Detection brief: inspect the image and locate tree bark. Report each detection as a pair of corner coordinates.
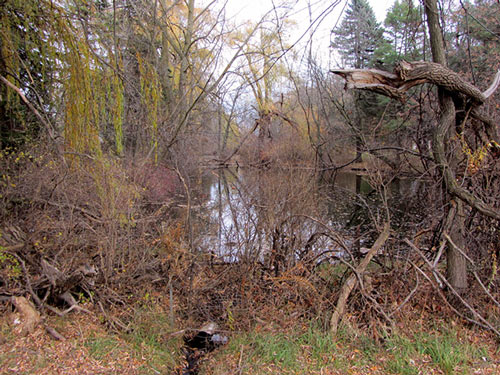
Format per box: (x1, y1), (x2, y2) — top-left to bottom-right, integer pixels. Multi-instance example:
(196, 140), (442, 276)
(330, 0), (495, 294)
(330, 61), (494, 105)
(425, 0), (468, 294)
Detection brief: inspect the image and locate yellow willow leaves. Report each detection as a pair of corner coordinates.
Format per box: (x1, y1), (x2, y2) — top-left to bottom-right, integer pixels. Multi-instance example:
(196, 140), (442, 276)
(64, 39), (102, 158)
(88, 156), (141, 223)
(0, 19), (19, 113)
(109, 66), (124, 156)
(64, 48), (124, 159)
(137, 54), (162, 164)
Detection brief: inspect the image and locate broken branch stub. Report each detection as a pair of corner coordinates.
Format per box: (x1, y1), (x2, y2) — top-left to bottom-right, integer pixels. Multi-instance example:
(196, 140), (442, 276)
(331, 60), (499, 104)
(11, 296), (42, 336)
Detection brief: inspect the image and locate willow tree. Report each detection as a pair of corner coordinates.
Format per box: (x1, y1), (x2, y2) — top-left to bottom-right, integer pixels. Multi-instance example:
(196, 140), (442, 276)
(0, 0), (127, 157)
(0, 0), (61, 147)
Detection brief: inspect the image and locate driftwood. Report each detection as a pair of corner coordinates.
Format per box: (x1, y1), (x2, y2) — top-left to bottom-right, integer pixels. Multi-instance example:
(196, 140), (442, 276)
(330, 223), (390, 336)
(331, 60), (500, 104)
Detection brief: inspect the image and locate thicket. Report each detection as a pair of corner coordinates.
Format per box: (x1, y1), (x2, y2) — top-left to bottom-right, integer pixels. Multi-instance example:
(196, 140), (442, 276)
(0, 0), (499, 360)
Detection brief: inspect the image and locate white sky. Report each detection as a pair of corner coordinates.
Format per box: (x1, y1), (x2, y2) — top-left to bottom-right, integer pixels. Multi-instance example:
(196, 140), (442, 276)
(224, 0), (392, 25)
(220, 0), (393, 67)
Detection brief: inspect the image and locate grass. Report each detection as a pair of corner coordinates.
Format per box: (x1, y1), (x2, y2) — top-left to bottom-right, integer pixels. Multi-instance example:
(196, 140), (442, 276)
(385, 327), (490, 375)
(0, 301), (496, 375)
(0, 303), (184, 375)
(203, 321), (494, 375)
(84, 335), (123, 360)
(124, 307), (183, 374)
(204, 323), (359, 374)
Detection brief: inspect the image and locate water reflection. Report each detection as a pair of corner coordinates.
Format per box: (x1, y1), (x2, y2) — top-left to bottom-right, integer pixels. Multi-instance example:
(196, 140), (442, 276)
(193, 168), (424, 270)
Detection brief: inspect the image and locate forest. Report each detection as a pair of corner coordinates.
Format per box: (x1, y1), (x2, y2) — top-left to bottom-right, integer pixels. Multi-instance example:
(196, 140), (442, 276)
(0, 0), (499, 374)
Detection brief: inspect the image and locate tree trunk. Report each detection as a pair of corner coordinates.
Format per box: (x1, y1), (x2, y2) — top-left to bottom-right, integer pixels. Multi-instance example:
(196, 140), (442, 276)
(446, 200), (468, 294)
(424, 0), (468, 293)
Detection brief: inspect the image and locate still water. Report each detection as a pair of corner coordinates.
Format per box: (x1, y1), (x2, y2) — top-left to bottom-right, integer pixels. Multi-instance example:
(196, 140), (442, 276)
(188, 168), (426, 267)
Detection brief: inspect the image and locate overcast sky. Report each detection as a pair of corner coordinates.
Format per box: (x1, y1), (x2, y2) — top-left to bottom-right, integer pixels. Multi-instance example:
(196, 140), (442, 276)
(220, 0), (394, 67)
(224, 0), (392, 24)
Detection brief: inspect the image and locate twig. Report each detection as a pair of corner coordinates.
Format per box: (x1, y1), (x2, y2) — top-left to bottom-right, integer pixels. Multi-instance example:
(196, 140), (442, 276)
(10, 253), (42, 308)
(237, 345), (244, 375)
(443, 233), (500, 311)
(330, 223), (390, 336)
(432, 241), (446, 288)
(44, 325), (66, 341)
(0, 243), (24, 251)
(404, 239), (500, 337)
(389, 266), (419, 317)
(406, 258), (491, 331)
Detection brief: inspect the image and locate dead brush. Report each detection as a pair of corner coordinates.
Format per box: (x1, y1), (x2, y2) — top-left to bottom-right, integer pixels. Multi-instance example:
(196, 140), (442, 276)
(0, 144), (179, 323)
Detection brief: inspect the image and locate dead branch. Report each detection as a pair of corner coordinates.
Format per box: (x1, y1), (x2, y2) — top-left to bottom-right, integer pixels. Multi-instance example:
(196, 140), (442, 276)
(331, 61), (499, 104)
(0, 243), (24, 251)
(388, 265), (419, 318)
(11, 253), (42, 308)
(443, 233), (500, 311)
(59, 291), (92, 314)
(0, 75), (57, 141)
(404, 239), (500, 338)
(44, 325), (66, 340)
(483, 69), (500, 99)
(330, 223), (390, 336)
(406, 258), (492, 331)
(332, 61), (500, 220)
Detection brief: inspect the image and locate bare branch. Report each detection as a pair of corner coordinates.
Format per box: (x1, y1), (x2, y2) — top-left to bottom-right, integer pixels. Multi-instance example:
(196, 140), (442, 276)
(482, 70), (500, 99)
(0, 75), (57, 141)
(405, 239), (500, 338)
(330, 223), (390, 336)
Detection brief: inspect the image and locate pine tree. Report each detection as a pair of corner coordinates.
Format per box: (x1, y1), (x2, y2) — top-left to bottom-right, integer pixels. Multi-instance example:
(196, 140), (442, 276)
(331, 0), (385, 69)
(383, 0), (426, 66)
(331, 0), (390, 177)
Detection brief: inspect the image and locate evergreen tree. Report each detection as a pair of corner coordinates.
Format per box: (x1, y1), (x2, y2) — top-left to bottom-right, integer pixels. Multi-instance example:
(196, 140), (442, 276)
(331, 0), (385, 68)
(331, 0), (391, 175)
(382, 0), (426, 66)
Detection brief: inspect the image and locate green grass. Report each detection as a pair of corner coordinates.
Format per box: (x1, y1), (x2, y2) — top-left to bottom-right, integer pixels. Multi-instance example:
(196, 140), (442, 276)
(84, 335), (123, 360)
(204, 322), (492, 375)
(83, 307), (183, 374)
(125, 307), (183, 374)
(385, 334), (422, 375)
(385, 327), (490, 375)
(209, 323), (352, 374)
